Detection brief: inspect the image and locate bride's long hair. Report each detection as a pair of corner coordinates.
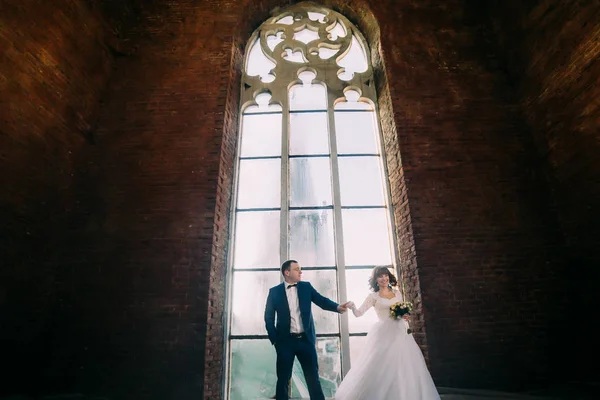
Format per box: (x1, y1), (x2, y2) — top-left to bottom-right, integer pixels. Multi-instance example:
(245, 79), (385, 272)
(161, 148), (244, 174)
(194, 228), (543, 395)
(368, 266), (398, 292)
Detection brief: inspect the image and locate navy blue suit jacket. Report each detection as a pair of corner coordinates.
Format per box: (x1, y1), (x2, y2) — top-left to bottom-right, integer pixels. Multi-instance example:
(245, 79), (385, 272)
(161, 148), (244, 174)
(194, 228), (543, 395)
(264, 281), (339, 345)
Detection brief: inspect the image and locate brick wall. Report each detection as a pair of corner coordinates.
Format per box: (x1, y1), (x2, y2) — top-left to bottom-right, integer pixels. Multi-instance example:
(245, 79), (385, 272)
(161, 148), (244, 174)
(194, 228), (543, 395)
(488, 0), (600, 382)
(363, 0), (566, 390)
(0, 0), (116, 394)
(65, 2), (243, 398)
(1, 0), (589, 398)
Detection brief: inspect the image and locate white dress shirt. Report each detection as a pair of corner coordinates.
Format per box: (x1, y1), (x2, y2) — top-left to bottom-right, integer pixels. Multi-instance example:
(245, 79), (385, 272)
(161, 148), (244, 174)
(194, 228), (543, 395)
(285, 283), (304, 334)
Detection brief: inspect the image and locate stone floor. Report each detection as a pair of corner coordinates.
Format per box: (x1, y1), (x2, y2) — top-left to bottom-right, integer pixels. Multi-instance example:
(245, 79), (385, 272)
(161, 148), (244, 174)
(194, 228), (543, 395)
(1, 382), (597, 400)
(432, 382), (597, 400)
(304, 383), (599, 400)
(296, 382), (599, 400)
(437, 386), (562, 400)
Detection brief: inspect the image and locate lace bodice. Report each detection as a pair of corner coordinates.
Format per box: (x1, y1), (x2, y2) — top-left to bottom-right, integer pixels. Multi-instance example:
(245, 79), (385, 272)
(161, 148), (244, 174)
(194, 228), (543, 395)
(352, 289), (404, 320)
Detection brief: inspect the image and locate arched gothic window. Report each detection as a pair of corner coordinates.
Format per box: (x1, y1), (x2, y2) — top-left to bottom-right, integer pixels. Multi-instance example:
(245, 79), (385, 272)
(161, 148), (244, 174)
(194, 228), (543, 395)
(226, 4), (397, 399)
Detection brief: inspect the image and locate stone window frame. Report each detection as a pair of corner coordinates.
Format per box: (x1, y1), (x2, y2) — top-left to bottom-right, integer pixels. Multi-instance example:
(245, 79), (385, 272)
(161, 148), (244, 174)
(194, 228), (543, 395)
(204, 3), (424, 399)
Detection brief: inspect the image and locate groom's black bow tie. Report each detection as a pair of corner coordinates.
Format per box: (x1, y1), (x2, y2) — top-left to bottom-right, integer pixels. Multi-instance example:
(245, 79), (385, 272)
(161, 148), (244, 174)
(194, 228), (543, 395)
(287, 284), (297, 289)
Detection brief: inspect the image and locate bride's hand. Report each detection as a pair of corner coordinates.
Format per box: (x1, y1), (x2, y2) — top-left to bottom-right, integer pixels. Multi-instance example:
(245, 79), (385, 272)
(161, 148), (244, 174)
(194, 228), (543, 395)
(347, 301), (356, 310)
(403, 314), (410, 320)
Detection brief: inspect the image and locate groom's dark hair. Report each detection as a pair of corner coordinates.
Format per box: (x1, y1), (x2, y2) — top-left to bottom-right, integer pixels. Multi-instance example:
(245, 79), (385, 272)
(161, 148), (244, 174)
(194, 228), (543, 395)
(281, 259), (298, 275)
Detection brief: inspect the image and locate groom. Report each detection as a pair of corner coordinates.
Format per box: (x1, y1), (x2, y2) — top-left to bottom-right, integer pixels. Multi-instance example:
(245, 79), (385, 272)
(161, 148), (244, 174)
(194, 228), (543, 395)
(264, 260), (350, 400)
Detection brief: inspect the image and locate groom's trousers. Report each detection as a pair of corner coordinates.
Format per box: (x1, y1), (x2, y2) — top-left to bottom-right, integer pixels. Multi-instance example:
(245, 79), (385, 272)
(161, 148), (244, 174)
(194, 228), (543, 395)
(275, 334), (325, 400)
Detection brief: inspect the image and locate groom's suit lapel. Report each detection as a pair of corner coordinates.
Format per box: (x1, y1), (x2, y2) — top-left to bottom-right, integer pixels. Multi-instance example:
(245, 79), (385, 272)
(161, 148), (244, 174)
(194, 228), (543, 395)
(297, 282), (309, 326)
(296, 281), (304, 307)
(279, 283), (290, 322)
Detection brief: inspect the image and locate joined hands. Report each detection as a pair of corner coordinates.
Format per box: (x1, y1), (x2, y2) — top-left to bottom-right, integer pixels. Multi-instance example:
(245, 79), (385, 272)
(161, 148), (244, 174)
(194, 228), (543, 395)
(337, 301), (354, 313)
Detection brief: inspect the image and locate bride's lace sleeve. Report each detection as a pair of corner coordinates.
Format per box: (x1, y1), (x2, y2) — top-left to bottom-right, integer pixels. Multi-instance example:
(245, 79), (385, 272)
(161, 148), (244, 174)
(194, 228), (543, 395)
(352, 293), (376, 317)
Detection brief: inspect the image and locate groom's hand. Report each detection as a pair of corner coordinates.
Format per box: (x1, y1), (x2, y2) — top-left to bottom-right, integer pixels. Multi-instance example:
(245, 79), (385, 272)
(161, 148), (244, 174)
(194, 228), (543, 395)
(337, 302), (352, 313)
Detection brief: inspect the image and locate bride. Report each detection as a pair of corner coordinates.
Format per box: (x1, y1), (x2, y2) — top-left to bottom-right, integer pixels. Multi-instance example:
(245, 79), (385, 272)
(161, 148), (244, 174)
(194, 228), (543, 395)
(335, 267), (440, 400)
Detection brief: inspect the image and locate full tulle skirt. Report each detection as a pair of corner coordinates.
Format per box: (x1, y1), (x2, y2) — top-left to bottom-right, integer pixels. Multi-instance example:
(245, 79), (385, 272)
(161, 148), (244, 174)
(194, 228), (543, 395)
(335, 318), (440, 400)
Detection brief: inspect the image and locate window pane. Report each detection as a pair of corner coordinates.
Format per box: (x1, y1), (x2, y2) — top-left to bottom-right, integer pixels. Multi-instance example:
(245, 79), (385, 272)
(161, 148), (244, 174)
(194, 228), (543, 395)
(245, 37), (276, 82)
(329, 21), (346, 40)
(231, 271), (281, 335)
(342, 209), (392, 265)
(318, 47), (338, 59)
(283, 48), (307, 63)
(233, 211), (280, 269)
(237, 159), (281, 209)
(240, 113), (282, 157)
(275, 15), (294, 25)
(336, 35), (368, 81)
(289, 83), (327, 111)
(300, 269), (339, 334)
(290, 210), (335, 267)
(290, 112), (329, 155)
(290, 158), (332, 207)
(307, 11), (327, 22)
(229, 339), (277, 400)
(294, 28), (320, 44)
(349, 335), (368, 368)
(229, 338), (341, 400)
(338, 156), (385, 206)
(346, 269), (379, 332)
(266, 32), (284, 51)
(334, 111), (378, 154)
(290, 338), (341, 398)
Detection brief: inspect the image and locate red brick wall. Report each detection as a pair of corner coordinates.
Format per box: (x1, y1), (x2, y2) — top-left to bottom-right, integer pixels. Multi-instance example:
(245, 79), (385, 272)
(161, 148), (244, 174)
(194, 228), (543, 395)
(63, 2), (242, 398)
(1, 0), (587, 398)
(488, 0), (600, 382)
(0, 0), (115, 394)
(373, 0), (568, 390)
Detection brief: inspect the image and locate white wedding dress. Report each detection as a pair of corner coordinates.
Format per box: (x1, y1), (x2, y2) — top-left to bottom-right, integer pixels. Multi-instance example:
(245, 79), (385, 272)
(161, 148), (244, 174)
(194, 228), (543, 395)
(335, 290), (440, 400)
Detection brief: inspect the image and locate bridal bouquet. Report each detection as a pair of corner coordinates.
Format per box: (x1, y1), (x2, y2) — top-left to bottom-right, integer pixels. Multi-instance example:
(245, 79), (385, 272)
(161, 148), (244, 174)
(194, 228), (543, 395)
(389, 301), (413, 334)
